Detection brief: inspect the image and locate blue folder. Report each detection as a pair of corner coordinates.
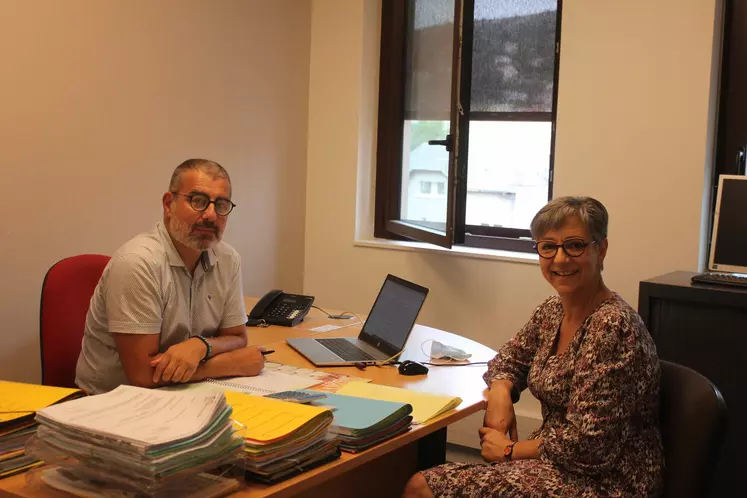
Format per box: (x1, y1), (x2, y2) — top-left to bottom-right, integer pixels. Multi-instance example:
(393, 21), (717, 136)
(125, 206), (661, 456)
(304, 390), (413, 437)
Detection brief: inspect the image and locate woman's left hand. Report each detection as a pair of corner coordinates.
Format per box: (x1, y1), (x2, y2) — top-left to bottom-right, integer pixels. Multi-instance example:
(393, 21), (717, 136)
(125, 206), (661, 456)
(478, 427), (514, 463)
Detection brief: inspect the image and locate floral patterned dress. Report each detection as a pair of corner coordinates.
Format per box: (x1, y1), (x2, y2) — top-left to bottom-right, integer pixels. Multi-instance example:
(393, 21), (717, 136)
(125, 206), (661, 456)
(421, 294), (663, 497)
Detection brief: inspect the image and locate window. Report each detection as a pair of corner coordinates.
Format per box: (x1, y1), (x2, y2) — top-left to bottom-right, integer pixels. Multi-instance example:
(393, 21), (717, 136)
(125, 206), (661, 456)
(375, 0), (562, 250)
(710, 0), (747, 245)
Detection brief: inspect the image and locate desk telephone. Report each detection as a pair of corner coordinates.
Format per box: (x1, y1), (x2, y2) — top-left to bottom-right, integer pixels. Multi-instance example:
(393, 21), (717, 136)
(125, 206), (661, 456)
(247, 290), (314, 327)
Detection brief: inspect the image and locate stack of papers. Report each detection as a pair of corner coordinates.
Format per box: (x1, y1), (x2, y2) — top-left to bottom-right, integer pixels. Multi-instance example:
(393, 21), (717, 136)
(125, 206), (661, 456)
(336, 382), (463, 424)
(306, 391), (413, 453)
(0, 381), (83, 479)
(224, 391), (339, 484)
(164, 363), (371, 397)
(30, 386), (243, 494)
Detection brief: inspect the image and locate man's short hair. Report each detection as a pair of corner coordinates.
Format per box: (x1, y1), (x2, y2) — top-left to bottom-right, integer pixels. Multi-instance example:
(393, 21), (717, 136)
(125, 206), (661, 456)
(168, 159), (232, 196)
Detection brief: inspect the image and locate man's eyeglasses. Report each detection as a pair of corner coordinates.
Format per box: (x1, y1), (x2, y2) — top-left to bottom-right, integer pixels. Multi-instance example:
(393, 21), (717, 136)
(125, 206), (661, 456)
(533, 239), (597, 259)
(172, 192), (236, 216)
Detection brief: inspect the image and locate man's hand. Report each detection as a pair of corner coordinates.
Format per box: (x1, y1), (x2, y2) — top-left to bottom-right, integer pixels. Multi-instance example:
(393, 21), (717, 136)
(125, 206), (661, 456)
(478, 427), (514, 463)
(484, 381), (518, 441)
(224, 346), (265, 377)
(151, 338), (207, 383)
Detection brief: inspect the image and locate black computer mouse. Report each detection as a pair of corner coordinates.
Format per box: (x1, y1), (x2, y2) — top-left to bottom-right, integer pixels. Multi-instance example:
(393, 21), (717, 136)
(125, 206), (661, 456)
(398, 360), (429, 376)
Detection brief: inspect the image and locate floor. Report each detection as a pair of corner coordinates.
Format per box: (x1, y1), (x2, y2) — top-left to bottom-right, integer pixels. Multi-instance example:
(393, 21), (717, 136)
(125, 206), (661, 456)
(445, 443), (484, 464)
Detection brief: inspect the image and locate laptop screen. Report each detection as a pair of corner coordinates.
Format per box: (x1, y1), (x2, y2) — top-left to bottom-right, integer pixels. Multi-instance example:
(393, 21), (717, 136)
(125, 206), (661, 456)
(359, 275), (428, 354)
(710, 175), (747, 273)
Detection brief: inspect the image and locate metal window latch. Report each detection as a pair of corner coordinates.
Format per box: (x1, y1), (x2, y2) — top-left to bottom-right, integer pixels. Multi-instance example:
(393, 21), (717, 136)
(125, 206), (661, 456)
(428, 134), (453, 152)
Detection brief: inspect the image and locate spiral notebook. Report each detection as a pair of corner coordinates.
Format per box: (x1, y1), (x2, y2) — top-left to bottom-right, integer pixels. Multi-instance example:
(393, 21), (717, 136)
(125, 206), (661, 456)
(203, 370), (322, 396)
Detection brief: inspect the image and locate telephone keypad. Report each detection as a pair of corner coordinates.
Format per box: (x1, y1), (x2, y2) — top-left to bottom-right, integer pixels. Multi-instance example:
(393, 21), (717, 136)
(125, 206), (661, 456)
(268, 303), (304, 318)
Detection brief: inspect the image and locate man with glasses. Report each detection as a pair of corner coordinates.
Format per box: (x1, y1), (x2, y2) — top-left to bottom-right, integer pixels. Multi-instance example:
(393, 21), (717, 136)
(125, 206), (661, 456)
(76, 159), (265, 394)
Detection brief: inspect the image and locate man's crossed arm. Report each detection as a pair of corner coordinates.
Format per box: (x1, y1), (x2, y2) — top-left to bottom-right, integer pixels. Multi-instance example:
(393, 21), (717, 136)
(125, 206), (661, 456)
(113, 325), (264, 388)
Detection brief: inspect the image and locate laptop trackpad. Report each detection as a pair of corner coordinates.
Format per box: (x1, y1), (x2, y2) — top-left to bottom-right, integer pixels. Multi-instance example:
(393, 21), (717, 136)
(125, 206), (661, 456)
(288, 338), (343, 363)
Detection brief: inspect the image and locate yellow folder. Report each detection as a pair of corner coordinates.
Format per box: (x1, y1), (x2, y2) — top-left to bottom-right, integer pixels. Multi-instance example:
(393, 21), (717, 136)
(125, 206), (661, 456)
(223, 391), (332, 443)
(336, 383), (462, 424)
(0, 381), (83, 425)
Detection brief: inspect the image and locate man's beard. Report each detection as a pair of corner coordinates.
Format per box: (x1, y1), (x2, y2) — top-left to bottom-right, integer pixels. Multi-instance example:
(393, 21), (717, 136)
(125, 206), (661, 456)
(168, 216), (222, 251)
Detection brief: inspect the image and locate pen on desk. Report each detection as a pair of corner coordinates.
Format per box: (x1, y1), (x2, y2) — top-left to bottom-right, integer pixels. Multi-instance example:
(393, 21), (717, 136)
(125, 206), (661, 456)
(261, 349), (275, 356)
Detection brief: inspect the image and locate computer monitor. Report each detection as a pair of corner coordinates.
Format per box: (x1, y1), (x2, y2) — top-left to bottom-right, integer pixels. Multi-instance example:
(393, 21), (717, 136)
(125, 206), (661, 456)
(708, 175), (747, 273)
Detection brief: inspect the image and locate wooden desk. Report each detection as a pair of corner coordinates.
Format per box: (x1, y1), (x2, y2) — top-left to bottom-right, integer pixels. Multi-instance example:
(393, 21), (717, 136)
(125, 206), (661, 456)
(2, 300), (496, 498)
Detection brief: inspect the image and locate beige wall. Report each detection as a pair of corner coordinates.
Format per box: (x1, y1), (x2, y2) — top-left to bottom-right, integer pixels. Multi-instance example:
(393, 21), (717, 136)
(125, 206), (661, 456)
(0, 0), (311, 382)
(304, 0), (721, 445)
(0, 0), (722, 446)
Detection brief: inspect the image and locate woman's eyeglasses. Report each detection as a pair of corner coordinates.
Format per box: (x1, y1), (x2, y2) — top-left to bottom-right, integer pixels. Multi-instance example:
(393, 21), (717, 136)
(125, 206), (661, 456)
(533, 239), (596, 259)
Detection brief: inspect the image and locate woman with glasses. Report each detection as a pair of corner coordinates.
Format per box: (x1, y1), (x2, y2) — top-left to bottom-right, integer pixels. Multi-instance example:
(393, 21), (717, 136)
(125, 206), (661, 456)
(404, 197), (663, 498)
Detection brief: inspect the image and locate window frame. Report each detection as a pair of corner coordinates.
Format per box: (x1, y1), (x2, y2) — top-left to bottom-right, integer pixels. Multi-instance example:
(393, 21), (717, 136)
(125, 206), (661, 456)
(703, 0), (746, 264)
(375, 0), (465, 248)
(374, 0), (563, 253)
(711, 0), (747, 217)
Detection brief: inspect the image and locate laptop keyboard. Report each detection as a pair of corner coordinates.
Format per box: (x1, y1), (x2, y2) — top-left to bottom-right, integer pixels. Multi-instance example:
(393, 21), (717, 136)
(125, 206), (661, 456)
(315, 338), (377, 362)
(691, 272), (747, 287)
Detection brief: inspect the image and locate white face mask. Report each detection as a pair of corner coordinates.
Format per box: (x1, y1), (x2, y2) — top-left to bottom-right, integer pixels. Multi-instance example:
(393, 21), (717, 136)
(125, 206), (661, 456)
(430, 340), (471, 361)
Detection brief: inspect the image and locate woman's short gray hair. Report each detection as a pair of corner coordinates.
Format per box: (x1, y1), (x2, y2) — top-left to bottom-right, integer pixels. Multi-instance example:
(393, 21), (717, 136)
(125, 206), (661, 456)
(530, 196), (609, 242)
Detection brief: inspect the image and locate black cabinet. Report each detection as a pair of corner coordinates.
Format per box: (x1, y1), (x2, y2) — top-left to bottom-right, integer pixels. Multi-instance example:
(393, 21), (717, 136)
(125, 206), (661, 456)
(639, 271), (746, 497)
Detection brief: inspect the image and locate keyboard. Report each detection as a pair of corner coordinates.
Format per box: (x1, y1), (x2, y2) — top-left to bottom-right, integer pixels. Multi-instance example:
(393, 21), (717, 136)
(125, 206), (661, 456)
(315, 338), (377, 362)
(691, 272), (747, 287)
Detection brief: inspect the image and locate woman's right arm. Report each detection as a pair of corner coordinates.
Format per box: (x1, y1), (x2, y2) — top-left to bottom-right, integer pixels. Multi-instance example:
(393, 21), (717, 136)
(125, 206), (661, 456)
(482, 304), (546, 435)
(483, 319), (543, 396)
(484, 379), (519, 439)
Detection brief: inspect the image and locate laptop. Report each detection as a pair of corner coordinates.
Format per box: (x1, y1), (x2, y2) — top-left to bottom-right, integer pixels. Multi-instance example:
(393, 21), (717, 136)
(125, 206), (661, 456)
(286, 274), (428, 366)
(692, 175), (747, 287)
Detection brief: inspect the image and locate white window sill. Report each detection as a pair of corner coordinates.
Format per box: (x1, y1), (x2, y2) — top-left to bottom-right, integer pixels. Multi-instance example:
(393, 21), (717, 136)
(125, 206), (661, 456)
(354, 237), (540, 265)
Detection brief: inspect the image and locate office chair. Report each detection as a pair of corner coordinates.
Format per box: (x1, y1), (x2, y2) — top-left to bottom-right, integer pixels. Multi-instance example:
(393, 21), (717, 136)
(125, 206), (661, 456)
(39, 254), (110, 388)
(659, 360), (727, 498)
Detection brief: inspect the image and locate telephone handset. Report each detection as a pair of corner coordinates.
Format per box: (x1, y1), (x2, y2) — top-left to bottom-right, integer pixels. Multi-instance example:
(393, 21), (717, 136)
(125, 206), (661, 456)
(247, 290), (314, 327)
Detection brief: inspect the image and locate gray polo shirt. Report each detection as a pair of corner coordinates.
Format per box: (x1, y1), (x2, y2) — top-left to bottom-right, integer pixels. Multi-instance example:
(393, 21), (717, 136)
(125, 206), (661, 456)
(75, 222), (247, 394)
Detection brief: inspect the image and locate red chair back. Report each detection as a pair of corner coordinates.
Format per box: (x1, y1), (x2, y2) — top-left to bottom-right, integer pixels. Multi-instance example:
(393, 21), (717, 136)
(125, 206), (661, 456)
(40, 254), (110, 387)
